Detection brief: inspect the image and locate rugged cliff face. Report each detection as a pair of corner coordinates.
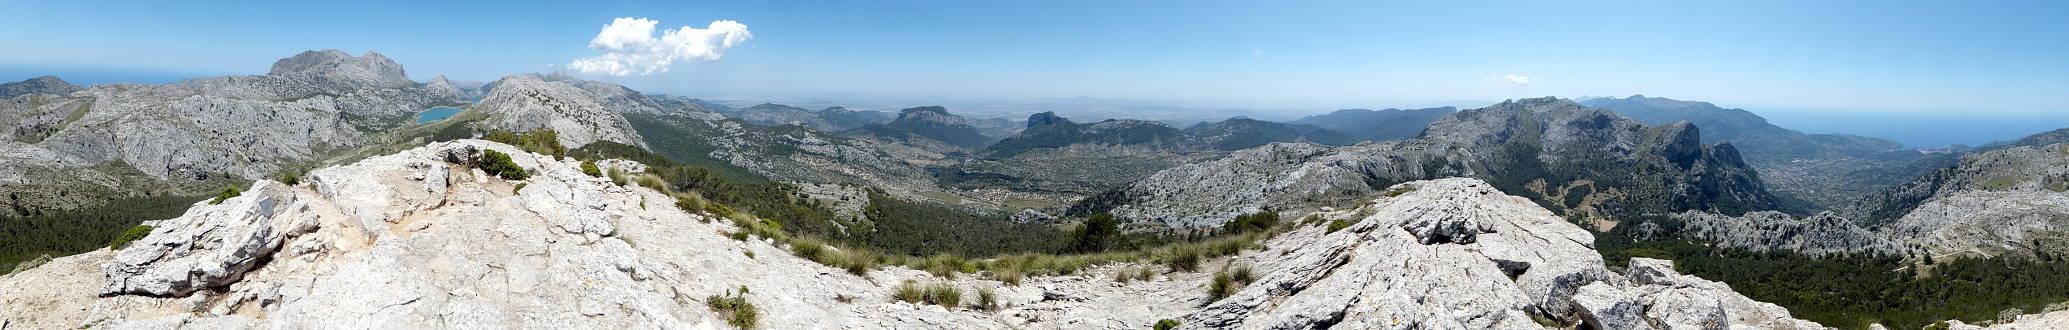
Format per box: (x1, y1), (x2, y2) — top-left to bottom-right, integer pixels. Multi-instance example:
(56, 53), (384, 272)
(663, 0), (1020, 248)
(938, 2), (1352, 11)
(1088, 97), (1787, 228)
(0, 141), (1829, 329)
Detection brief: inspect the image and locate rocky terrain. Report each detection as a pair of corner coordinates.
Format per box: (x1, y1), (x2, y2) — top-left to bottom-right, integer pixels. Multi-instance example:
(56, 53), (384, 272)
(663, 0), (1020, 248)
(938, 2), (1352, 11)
(1633, 134), (2069, 260)
(1850, 142), (2069, 259)
(1660, 211), (1899, 256)
(0, 142), (1835, 329)
(1090, 97), (1787, 228)
(0, 50), (466, 212)
(1288, 107), (1455, 143)
(471, 74), (650, 148)
(1581, 95), (1944, 210)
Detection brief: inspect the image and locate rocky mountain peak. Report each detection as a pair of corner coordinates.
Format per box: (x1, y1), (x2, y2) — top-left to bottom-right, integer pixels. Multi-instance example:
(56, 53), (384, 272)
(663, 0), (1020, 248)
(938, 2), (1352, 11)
(1651, 121), (1706, 168)
(266, 49), (412, 88)
(1026, 111), (1072, 128)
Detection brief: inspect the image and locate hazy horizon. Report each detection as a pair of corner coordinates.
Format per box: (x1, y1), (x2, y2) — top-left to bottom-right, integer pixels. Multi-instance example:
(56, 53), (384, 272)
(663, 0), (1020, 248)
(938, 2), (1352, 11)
(6, 0), (2065, 147)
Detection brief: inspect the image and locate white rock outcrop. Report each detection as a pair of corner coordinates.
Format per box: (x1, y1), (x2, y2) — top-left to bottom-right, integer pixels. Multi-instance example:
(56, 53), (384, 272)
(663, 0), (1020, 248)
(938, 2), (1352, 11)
(1, 144), (1834, 329)
(1181, 178), (1825, 329)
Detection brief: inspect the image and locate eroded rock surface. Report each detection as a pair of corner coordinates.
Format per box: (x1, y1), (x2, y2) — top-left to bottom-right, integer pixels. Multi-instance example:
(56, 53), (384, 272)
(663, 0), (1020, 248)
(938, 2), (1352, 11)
(3, 148), (1833, 329)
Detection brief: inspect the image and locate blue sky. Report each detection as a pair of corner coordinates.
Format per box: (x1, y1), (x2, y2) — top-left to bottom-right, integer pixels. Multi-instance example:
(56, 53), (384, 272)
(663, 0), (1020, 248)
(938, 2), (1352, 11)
(3, 0), (2066, 119)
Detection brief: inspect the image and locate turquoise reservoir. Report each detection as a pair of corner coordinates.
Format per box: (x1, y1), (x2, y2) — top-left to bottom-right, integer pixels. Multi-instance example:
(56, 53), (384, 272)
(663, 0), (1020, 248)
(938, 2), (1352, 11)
(416, 107), (461, 124)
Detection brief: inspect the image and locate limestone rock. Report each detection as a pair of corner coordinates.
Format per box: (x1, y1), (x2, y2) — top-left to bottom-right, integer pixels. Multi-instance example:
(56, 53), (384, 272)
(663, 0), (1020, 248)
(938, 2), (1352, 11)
(472, 74), (647, 148)
(6, 155), (1835, 329)
(102, 180), (319, 296)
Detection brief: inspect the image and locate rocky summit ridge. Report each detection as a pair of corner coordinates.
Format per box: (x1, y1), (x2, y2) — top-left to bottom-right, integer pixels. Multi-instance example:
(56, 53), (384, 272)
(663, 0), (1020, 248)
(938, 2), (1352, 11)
(1, 140), (1833, 329)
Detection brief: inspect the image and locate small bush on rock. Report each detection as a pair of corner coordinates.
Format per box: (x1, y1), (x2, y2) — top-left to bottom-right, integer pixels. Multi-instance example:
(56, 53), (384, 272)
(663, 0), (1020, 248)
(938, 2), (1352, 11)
(1154, 319), (1181, 330)
(974, 286), (998, 311)
(477, 149), (528, 180)
(1207, 264), (1259, 301)
(1327, 219), (1352, 233)
(706, 286), (759, 329)
(581, 160), (602, 177)
(109, 225), (153, 250)
(894, 280), (925, 303)
(1222, 210), (1280, 235)
(924, 282), (963, 308)
(209, 186), (241, 205)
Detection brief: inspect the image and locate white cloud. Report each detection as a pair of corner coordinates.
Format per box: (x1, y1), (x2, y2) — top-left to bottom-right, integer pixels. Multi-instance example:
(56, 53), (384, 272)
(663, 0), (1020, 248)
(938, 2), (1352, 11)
(1252, 48), (1265, 57)
(569, 17), (753, 76)
(1501, 75), (1533, 86)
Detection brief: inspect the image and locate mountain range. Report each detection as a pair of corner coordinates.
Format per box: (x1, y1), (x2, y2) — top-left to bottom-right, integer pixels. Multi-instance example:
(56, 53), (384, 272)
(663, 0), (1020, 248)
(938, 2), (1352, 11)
(8, 49), (2069, 329)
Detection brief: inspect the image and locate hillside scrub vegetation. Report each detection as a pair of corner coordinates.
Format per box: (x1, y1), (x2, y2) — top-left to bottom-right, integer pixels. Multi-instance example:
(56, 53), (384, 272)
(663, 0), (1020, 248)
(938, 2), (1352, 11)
(561, 134), (1308, 283)
(0, 195), (205, 272)
(1599, 217), (2069, 329)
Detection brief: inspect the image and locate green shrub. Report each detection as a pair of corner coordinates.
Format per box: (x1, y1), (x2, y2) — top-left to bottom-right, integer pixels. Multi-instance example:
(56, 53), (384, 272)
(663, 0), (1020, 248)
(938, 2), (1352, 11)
(1327, 219), (1352, 233)
(1208, 264), (1258, 301)
(1163, 245), (1203, 272)
(1222, 210), (1280, 235)
(925, 282), (963, 308)
(477, 149), (528, 180)
(974, 286), (997, 311)
(839, 248), (880, 275)
(109, 225), (153, 250)
(1154, 319), (1181, 330)
(1230, 264), (1255, 283)
(1923, 321), (1951, 330)
(706, 287), (759, 329)
(607, 168), (629, 186)
(581, 160), (602, 177)
(994, 268), (1023, 286)
(209, 186), (241, 205)
(280, 173), (301, 186)
(513, 183), (527, 194)
(792, 239), (827, 262)
(1208, 271), (1234, 300)
(926, 254), (967, 279)
(1066, 213), (1122, 253)
(894, 280), (926, 303)
(1115, 268), (1136, 283)
(1138, 266), (1158, 281)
